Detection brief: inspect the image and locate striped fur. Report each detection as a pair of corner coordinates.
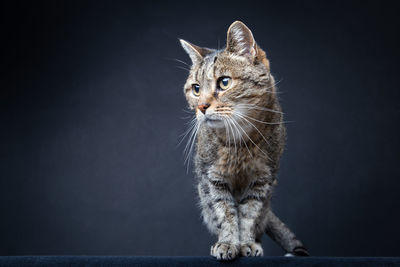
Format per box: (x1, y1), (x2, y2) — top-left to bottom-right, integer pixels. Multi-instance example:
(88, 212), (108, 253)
(180, 21), (308, 260)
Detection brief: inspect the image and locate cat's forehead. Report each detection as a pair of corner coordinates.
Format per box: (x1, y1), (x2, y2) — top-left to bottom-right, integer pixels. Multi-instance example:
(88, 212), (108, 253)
(203, 50), (224, 71)
(191, 51), (218, 81)
(204, 51), (219, 65)
(192, 50), (245, 81)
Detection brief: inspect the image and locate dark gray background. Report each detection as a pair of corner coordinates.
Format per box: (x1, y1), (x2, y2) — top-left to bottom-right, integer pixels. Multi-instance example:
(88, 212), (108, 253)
(1, 0), (399, 256)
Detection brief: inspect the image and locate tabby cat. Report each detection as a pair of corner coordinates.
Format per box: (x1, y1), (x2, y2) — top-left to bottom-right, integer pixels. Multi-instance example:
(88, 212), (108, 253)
(180, 21), (309, 260)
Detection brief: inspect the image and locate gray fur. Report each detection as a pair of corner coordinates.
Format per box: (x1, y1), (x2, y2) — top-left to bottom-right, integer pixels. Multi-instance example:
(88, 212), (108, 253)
(180, 21), (308, 260)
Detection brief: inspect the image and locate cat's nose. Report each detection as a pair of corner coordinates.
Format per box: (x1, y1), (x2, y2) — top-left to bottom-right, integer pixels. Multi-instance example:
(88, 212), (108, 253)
(198, 103), (210, 114)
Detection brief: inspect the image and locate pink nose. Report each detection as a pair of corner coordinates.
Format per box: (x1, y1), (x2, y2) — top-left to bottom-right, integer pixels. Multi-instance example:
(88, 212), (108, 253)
(198, 103), (210, 114)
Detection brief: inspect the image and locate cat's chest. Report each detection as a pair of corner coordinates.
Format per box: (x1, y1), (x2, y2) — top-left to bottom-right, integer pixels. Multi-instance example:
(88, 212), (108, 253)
(196, 130), (271, 183)
(215, 145), (266, 175)
(211, 147), (270, 199)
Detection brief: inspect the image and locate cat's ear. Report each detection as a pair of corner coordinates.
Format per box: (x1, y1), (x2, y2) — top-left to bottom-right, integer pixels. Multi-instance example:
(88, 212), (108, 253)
(226, 21), (257, 59)
(179, 39), (212, 65)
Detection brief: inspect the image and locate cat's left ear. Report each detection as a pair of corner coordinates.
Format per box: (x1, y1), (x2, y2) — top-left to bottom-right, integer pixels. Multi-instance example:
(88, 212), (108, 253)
(226, 21), (257, 59)
(179, 39), (213, 65)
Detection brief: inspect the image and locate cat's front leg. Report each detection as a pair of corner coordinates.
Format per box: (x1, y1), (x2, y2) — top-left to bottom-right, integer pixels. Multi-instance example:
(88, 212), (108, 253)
(199, 176), (240, 260)
(238, 178), (272, 257)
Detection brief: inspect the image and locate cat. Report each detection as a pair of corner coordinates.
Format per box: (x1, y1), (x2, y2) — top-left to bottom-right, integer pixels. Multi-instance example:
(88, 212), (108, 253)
(179, 21), (309, 260)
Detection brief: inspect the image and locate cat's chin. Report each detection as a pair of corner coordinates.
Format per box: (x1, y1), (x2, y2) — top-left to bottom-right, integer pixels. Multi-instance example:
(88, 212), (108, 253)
(205, 118), (224, 128)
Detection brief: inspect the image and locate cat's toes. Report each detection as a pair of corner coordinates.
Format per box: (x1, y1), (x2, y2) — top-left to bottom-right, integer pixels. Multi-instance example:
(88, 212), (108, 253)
(292, 246), (310, 256)
(210, 242), (239, 260)
(240, 242), (264, 257)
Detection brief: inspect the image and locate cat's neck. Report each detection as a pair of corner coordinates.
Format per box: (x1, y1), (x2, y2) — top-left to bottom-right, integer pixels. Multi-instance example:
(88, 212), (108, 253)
(212, 118), (266, 147)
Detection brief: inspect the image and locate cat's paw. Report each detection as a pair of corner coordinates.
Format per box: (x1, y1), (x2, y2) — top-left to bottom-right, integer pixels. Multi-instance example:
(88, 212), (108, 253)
(240, 242), (263, 257)
(210, 242), (239, 260)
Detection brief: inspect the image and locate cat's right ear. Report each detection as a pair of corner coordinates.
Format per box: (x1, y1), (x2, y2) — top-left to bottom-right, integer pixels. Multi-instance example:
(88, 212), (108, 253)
(179, 39), (212, 65)
(226, 21), (257, 59)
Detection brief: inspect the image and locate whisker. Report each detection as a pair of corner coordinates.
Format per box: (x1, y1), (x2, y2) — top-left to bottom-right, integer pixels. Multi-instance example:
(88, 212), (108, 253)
(226, 119), (235, 169)
(183, 120), (197, 155)
(236, 112), (289, 125)
(184, 122), (197, 155)
(259, 79), (283, 93)
(230, 115), (271, 160)
(185, 121), (201, 172)
(229, 118), (239, 168)
(227, 116), (253, 159)
(272, 79), (283, 87)
(237, 103), (283, 114)
(222, 115), (237, 168)
(175, 66), (190, 72)
(233, 111), (271, 146)
(222, 118), (230, 154)
(165, 57), (191, 67)
(183, 116), (197, 125)
(182, 109), (194, 114)
(178, 118), (197, 147)
(180, 115), (193, 120)
(174, 59), (191, 67)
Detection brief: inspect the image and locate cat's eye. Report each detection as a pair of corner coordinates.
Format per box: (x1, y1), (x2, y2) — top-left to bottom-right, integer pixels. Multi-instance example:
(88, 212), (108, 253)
(218, 77), (232, 90)
(192, 84), (200, 96)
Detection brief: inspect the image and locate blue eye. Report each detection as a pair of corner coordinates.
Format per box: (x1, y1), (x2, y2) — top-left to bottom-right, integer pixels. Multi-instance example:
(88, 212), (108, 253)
(218, 77), (232, 90)
(192, 84), (200, 96)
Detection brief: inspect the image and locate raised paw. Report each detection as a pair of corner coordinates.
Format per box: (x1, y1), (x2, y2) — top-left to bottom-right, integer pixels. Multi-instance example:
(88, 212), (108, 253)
(210, 242), (239, 260)
(240, 242), (263, 257)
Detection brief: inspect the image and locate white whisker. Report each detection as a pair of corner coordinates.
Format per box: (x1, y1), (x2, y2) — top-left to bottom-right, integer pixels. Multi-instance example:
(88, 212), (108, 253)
(237, 103), (283, 114)
(222, 115), (238, 168)
(233, 111), (270, 146)
(180, 115), (193, 120)
(184, 120), (201, 173)
(173, 58), (191, 67)
(228, 118), (238, 167)
(227, 116), (253, 159)
(178, 117), (197, 147)
(235, 111), (288, 125)
(182, 109), (194, 114)
(230, 115), (271, 161)
(165, 57), (191, 68)
(175, 66), (190, 72)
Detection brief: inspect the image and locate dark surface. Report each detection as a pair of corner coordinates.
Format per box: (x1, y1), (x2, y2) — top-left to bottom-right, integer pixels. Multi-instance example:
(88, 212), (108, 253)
(1, 0), (400, 257)
(0, 257), (399, 267)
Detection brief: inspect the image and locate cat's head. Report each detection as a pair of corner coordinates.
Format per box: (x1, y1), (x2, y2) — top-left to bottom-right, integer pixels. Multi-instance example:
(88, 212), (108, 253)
(180, 21), (273, 129)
